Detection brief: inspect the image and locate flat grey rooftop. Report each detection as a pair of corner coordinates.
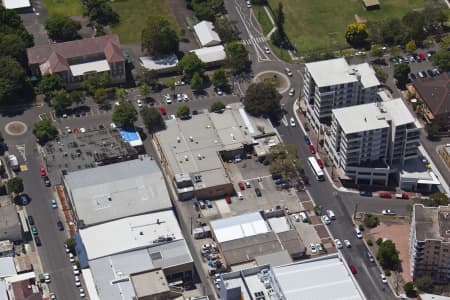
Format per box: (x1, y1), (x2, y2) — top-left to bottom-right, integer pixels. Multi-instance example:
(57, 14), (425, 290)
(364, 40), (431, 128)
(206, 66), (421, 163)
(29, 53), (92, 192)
(414, 204), (450, 242)
(64, 157), (172, 227)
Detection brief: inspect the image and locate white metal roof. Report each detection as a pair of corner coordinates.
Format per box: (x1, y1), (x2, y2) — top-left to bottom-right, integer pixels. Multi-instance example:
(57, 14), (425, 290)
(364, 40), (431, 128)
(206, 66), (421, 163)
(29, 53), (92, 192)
(1, 0), (30, 9)
(272, 254), (364, 300)
(0, 257), (16, 278)
(79, 210), (183, 260)
(139, 54), (178, 71)
(193, 21), (221, 47)
(382, 98), (416, 126)
(64, 157), (172, 227)
(70, 60), (110, 77)
(210, 212), (270, 243)
(353, 63), (380, 88)
(191, 45), (226, 63)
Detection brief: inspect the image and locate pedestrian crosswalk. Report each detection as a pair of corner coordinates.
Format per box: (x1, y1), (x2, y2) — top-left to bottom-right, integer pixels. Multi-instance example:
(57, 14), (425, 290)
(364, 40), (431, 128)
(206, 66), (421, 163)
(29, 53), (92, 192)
(241, 36), (267, 45)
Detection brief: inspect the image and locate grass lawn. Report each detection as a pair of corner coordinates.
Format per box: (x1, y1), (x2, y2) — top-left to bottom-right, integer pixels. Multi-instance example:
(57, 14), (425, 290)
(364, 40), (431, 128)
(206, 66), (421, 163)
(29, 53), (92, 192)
(252, 5), (274, 36)
(43, 0), (83, 16)
(267, 0), (425, 54)
(111, 0), (177, 44)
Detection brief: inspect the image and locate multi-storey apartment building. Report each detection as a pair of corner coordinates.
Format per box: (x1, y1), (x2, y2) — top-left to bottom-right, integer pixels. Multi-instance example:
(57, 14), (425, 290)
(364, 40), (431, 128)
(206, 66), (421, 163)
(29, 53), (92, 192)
(27, 34), (126, 89)
(324, 98), (420, 185)
(410, 204), (450, 283)
(303, 58), (380, 132)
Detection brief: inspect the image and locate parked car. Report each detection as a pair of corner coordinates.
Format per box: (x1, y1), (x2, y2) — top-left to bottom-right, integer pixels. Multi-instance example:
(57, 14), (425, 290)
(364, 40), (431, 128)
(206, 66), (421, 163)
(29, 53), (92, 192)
(382, 209), (396, 215)
(293, 214), (301, 222)
(244, 181), (251, 188)
(160, 107), (167, 115)
(57, 220), (64, 231)
(409, 73), (417, 81)
(137, 99), (143, 107)
(237, 192), (243, 200)
(264, 46), (270, 54)
(309, 144), (316, 154)
(290, 117), (296, 127)
(304, 136), (311, 145)
(28, 215), (34, 225)
(350, 265), (357, 274)
(255, 188), (262, 197)
(44, 273), (51, 283)
(334, 239), (343, 249)
(359, 190), (372, 197)
(164, 94), (172, 104)
(344, 240), (351, 248)
(379, 192), (392, 199)
(183, 94), (189, 101)
(75, 275), (81, 287)
(321, 215), (331, 225)
(395, 193), (409, 199)
(69, 252), (75, 263)
(72, 265), (80, 275)
(309, 243), (317, 254)
(225, 195), (232, 204)
(49, 293), (56, 300)
(316, 158), (323, 169)
(381, 273), (387, 283)
(205, 199), (212, 208)
(216, 88), (223, 96)
(31, 225), (38, 235)
(43, 176), (51, 187)
(316, 243), (323, 252)
(238, 182), (245, 190)
(34, 236), (42, 246)
(426, 69), (434, 77)
(285, 68), (293, 77)
(79, 288), (86, 298)
(368, 252), (375, 262)
(288, 88), (295, 96)
(39, 167), (47, 177)
(51, 199), (57, 209)
(326, 210), (336, 220)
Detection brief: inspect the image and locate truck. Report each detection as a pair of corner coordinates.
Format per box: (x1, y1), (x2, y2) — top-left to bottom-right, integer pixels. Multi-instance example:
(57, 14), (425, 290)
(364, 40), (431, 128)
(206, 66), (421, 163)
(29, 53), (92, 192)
(8, 155), (19, 171)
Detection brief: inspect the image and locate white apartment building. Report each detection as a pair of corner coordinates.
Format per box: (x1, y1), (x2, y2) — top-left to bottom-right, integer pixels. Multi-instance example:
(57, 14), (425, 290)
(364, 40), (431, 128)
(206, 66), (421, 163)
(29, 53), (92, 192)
(303, 58), (380, 131)
(324, 98), (420, 185)
(410, 204), (450, 283)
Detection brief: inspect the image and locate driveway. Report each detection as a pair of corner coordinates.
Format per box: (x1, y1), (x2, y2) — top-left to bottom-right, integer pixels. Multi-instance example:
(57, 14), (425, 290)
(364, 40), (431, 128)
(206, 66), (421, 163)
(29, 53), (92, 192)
(21, 0), (49, 45)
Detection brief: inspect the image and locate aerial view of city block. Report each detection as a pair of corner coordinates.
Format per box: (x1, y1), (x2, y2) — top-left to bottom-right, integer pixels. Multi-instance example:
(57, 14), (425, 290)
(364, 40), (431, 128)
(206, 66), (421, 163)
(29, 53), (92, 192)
(0, 0), (449, 299)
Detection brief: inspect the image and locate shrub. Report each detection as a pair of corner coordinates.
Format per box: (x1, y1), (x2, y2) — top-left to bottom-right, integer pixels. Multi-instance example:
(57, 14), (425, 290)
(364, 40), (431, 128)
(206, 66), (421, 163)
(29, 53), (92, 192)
(364, 213), (380, 228)
(384, 269), (391, 276)
(367, 239), (373, 246)
(376, 238), (383, 246)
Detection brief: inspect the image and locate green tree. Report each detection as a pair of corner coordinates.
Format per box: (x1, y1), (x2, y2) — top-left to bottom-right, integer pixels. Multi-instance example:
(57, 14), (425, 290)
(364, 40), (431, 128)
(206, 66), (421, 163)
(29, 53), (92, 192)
(0, 6), (34, 47)
(275, 2), (285, 37)
(33, 119), (58, 143)
(425, 122), (440, 138)
(83, 0), (119, 26)
(393, 63), (411, 88)
(370, 45), (384, 58)
(0, 33), (27, 66)
(381, 18), (406, 46)
(65, 238), (76, 254)
(211, 68), (228, 89)
(439, 34), (450, 50)
(267, 143), (303, 182)
(372, 65), (388, 83)
(415, 276), (433, 292)
(176, 105), (190, 119)
(403, 282), (416, 298)
(377, 240), (400, 270)
(214, 16), (237, 43)
(244, 82), (282, 120)
(190, 72), (204, 91)
(93, 88), (108, 105)
(81, 73), (111, 95)
(345, 22), (368, 47)
(363, 214), (379, 228)
(140, 107), (165, 132)
(45, 15), (81, 42)
(191, 0), (224, 22)
(50, 89), (72, 112)
(0, 56), (28, 105)
(70, 90), (84, 105)
(210, 101), (225, 112)
(36, 74), (65, 97)
(402, 11), (426, 42)
(432, 50), (450, 72)
(7, 177), (23, 194)
(405, 40), (417, 53)
(114, 88), (128, 100)
(140, 69), (159, 88)
(139, 84), (151, 97)
(177, 53), (205, 79)
(142, 15), (179, 57)
(421, 192), (449, 207)
(112, 101), (137, 128)
(225, 41), (251, 74)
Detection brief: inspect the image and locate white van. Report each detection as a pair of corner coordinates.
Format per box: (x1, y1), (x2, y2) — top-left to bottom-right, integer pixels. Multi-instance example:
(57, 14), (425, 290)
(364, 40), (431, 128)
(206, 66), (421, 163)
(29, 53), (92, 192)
(355, 227), (363, 239)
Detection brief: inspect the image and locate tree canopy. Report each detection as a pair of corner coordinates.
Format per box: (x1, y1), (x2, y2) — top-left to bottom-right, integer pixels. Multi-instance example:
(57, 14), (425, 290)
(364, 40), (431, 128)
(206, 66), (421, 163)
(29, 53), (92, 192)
(0, 56), (28, 105)
(177, 53), (205, 79)
(190, 72), (204, 91)
(243, 82), (282, 120)
(83, 0), (119, 26)
(36, 74), (65, 97)
(393, 63), (410, 88)
(50, 89), (73, 112)
(214, 16), (238, 43)
(267, 143), (303, 183)
(345, 22), (368, 47)
(176, 105), (190, 119)
(211, 68), (228, 89)
(81, 73), (111, 95)
(420, 192), (449, 207)
(112, 101), (137, 129)
(7, 177), (23, 194)
(210, 101), (225, 112)
(33, 119), (58, 144)
(188, 0), (224, 22)
(415, 276), (433, 292)
(376, 240), (400, 270)
(432, 50), (450, 72)
(45, 15), (81, 42)
(142, 15), (179, 57)
(140, 107), (165, 132)
(225, 42), (251, 74)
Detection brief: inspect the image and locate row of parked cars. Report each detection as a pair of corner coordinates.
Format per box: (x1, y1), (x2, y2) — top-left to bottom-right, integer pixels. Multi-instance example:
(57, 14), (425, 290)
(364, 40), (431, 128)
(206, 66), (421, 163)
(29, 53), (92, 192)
(409, 68), (441, 81)
(389, 51), (434, 65)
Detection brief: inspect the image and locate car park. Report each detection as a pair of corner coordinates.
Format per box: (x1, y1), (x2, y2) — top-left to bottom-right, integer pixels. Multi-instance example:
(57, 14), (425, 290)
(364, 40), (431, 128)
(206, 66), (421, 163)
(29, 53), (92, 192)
(309, 144), (316, 154)
(264, 46), (270, 54)
(28, 215), (34, 225)
(334, 239), (343, 249)
(310, 243), (317, 254)
(321, 215), (331, 225)
(382, 209), (396, 215)
(344, 240), (351, 248)
(290, 117), (296, 127)
(255, 188), (262, 197)
(350, 265), (357, 274)
(379, 192), (392, 199)
(40, 167), (47, 177)
(43, 176), (51, 187)
(57, 220), (64, 231)
(288, 88), (295, 96)
(51, 199), (57, 209)
(34, 236), (42, 246)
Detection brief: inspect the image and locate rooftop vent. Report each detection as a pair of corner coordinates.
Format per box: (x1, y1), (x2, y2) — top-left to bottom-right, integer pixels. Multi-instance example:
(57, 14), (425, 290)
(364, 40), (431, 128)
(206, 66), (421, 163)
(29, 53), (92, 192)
(108, 196), (112, 201)
(189, 136), (194, 142)
(177, 137), (181, 143)
(184, 155), (189, 161)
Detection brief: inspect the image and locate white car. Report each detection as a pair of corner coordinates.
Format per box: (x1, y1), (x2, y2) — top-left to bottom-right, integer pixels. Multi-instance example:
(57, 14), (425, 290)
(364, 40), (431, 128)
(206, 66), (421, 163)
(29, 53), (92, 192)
(289, 88), (295, 96)
(344, 239), (351, 248)
(316, 243), (323, 252)
(216, 88), (223, 96)
(246, 0), (251, 7)
(164, 94), (172, 104)
(75, 275), (81, 287)
(381, 273), (387, 283)
(110, 122), (117, 129)
(65, 126), (72, 134)
(137, 99), (143, 107)
(382, 209), (396, 215)
(285, 68), (293, 77)
(202, 243), (215, 251)
(245, 181), (251, 188)
(334, 239), (343, 249)
(44, 273), (51, 283)
(79, 127), (86, 133)
(183, 93), (189, 101)
(264, 46), (271, 54)
(69, 252), (75, 263)
(50, 293), (56, 300)
(321, 215), (331, 225)
(175, 80), (185, 86)
(79, 288), (86, 298)
(310, 243), (317, 254)
(64, 243), (70, 253)
(293, 214), (300, 222)
(290, 117), (296, 127)
(73, 265), (80, 275)
(176, 93), (183, 102)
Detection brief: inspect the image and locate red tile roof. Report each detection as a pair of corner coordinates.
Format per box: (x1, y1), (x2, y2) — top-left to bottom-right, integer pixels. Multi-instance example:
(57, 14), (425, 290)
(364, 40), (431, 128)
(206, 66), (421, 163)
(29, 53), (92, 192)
(10, 279), (42, 300)
(414, 72), (450, 116)
(27, 34), (124, 72)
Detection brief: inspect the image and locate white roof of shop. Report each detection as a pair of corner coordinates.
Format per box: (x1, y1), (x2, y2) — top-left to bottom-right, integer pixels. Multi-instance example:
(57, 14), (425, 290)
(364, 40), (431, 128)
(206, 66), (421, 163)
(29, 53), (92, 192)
(193, 21), (221, 47)
(69, 60), (110, 77)
(210, 212), (270, 243)
(2, 0), (30, 9)
(191, 45), (226, 63)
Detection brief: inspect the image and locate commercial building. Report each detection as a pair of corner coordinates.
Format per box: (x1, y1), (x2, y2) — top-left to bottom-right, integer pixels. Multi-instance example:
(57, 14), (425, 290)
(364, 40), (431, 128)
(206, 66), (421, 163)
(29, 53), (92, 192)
(220, 254), (364, 300)
(303, 58), (379, 132)
(154, 103), (279, 200)
(79, 211), (194, 300)
(27, 34), (126, 89)
(0, 197), (21, 242)
(193, 21), (221, 47)
(410, 204), (450, 283)
(210, 212), (305, 267)
(190, 45), (226, 66)
(63, 156), (172, 228)
(325, 98), (420, 185)
(139, 54), (179, 74)
(410, 73), (450, 134)
(1, 0), (31, 10)
(3, 272), (41, 300)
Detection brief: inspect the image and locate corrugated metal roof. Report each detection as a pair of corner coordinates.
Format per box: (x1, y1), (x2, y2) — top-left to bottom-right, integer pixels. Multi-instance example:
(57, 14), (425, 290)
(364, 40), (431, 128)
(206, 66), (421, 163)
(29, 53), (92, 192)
(211, 212), (270, 243)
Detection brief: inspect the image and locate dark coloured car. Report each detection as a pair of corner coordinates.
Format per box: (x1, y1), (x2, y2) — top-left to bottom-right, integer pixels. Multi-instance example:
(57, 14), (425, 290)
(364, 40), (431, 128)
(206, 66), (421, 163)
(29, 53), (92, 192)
(304, 136), (311, 145)
(28, 215), (34, 226)
(43, 176), (51, 187)
(409, 73), (416, 80)
(18, 194), (30, 205)
(426, 69), (434, 77)
(274, 178), (284, 185)
(255, 188), (262, 197)
(272, 174), (282, 180)
(360, 190), (373, 197)
(34, 236), (42, 247)
(281, 182), (291, 189)
(57, 221), (64, 231)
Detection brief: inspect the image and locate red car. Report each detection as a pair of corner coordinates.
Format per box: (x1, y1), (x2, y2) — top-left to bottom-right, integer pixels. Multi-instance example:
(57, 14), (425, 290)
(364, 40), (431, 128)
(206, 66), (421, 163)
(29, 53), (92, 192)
(309, 144), (316, 154)
(238, 182), (245, 191)
(225, 195), (232, 204)
(316, 158), (324, 169)
(39, 167), (46, 177)
(350, 265), (357, 274)
(160, 107), (167, 115)
(379, 192), (392, 199)
(72, 128), (80, 134)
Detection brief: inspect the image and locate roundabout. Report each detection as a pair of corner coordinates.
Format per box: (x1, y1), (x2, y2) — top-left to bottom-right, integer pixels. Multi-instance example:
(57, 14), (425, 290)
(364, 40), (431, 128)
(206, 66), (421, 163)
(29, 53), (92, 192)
(253, 70), (291, 94)
(5, 121), (28, 136)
